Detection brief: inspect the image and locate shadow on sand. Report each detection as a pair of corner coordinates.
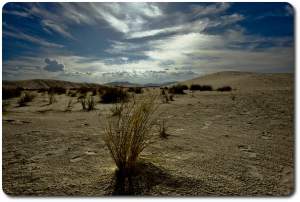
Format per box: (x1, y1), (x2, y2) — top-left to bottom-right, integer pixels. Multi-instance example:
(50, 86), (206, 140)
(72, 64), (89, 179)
(105, 161), (215, 196)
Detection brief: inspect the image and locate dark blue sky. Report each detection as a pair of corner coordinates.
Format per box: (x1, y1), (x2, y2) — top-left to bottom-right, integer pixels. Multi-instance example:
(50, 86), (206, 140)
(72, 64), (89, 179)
(2, 2), (294, 83)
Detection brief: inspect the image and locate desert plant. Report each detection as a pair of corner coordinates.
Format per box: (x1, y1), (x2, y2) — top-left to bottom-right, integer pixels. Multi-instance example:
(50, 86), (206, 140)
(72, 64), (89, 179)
(169, 94), (174, 101)
(217, 86), (232, 92)
(79, 95), (95, 111)
(3, 87), (23, 100)
(103, 94), (158, 177)
(18, 92), (35, 107)
(86, 95), (95, 111)
(159, 119), (169, 139)
(110, 102), (125, 116)
(128, 87), (143, 94)
(101, 87), (129, 103)
(68, 90), (77, 97)
(168, 84), (188, 94)
(48, 91), (56, 105)
(190, 84), (213, 91)
(48, 87), (66, 95)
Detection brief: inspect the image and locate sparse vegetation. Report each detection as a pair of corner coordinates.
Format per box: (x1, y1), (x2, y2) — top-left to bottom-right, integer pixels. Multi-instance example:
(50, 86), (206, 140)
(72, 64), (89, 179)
(103, 94), (158, 177)
(168, 84), (188, 94)
(190, 84), (213, 91)
(128, 87), (143, 94)
(18, 92), (35, 107)
(101, 87), (129, 103)
(217, 86), (232, 92)
(3, 87), (23, 100)
(79, 95), (95, 111)
(48, 87), (66, 95)
(68, 90), (77, 97)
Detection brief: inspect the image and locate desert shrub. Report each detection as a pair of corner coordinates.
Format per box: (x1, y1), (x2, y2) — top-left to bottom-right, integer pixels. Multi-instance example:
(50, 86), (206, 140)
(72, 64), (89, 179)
(3, 87), (23, 100)
(48, 87), (66, 95)
(68, 90), (77, 97)
(217, 86), (232, 92)
(190, 84), (213, 91)
(168, 84), (187, 94)
(18, 92), (35, 107)
(169, 94), (174, 101)
(159, 120), (169, 139)
(92, 88), (98, 96)
(86, 95), (95, 111)
(128, 87), (143, 94)
(101, 87), (129, 103)
(37, 88), (48, 93)
(79, 95), (95, 111)
(48, 91), (56, 105)
(77, 87), (96, 95)
(103, 94), (158, 177)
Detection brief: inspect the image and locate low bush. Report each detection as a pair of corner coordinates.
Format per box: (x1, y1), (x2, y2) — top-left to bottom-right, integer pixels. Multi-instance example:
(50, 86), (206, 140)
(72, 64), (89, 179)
(18, 92), (35, 107)
(101, 87), (129, 103)
(79, 95), (95, 111)
(168, 84), (188, 94)
(190, 84), (213, 91)
(217, 86), (232, 92)
(48, 87), (66, 95)
(3, 87), (23, 100)
(128, 87), (143, 94)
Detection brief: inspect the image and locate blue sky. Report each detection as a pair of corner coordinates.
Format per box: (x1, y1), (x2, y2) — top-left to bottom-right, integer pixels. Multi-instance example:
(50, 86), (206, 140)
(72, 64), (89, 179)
(2, 2), (294, 84)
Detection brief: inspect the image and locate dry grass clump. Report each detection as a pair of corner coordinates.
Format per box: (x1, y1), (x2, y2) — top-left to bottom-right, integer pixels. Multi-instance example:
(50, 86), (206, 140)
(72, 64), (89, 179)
(103, 94), (158, 177)
(18, 92), (35, 107)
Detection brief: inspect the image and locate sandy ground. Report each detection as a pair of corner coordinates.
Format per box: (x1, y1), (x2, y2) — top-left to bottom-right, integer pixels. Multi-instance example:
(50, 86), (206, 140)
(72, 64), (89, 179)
(2, 72), (294, 196)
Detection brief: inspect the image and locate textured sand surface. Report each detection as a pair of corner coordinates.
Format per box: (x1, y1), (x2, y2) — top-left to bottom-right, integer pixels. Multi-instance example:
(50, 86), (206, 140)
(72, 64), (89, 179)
(2, 71), (294, 196)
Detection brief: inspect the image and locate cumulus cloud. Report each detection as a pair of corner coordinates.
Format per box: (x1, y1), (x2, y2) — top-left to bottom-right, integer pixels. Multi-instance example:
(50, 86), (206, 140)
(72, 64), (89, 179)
(44, 58), (65, 72)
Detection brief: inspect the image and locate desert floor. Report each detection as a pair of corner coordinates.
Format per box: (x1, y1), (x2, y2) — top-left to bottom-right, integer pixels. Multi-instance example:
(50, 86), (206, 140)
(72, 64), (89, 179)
(2, 84), (294, 196)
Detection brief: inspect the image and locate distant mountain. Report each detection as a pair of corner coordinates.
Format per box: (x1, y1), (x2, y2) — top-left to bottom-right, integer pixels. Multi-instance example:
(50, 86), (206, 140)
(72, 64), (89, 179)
(143, 81), (177, 87)
(104, 81), (142, 87)
(105, 81), (178, 87)
(2, 79), (104, 90)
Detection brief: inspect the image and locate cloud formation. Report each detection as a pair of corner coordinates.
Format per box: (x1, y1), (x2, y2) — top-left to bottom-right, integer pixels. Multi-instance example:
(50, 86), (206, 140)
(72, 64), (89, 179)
(44, 58), (65, 72)
(2, 2), (294, 84)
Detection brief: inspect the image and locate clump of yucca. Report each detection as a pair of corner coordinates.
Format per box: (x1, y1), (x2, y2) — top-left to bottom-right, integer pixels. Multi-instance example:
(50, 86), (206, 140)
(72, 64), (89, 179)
(103, 94), (158, 177)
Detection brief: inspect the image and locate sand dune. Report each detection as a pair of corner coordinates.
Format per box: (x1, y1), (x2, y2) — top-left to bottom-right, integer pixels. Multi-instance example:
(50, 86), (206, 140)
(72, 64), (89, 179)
(181, 71), (293, 91)
(2, 71), (294, 196)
